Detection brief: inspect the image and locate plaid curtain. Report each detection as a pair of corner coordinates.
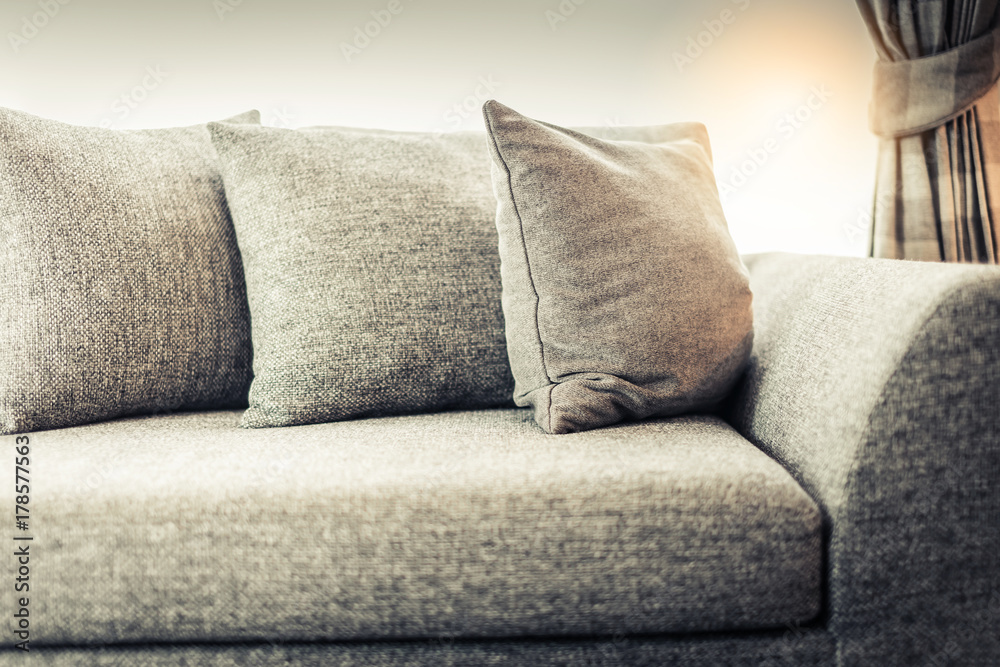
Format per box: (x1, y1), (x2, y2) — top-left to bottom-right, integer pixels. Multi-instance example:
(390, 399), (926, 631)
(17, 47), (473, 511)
(857, 0), (1000, 262)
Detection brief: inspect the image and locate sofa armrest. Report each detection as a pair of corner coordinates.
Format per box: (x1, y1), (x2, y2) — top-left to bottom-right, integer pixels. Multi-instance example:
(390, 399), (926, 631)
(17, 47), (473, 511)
(725, 252), (1000, 667)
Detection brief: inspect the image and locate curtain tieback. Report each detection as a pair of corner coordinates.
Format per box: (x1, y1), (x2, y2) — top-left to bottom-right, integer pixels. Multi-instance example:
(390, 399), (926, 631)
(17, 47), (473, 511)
(870, 22), (1000, 138)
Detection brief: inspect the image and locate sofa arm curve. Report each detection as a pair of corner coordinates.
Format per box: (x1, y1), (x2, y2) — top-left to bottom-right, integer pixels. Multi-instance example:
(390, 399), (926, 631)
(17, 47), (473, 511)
(724, 252), (1000, 667)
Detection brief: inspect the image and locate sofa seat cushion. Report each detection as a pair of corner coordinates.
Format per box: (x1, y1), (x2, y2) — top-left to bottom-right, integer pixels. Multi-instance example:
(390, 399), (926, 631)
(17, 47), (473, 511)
(27, 409), (821, 645)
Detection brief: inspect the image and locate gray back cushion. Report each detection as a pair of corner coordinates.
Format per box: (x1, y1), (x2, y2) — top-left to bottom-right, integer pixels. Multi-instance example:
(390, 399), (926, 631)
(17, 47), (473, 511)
(209, 122), (685, 428)
(209, 124), (515, 427)
(0, 108), (257, 434)
(483, 100), (753, 434)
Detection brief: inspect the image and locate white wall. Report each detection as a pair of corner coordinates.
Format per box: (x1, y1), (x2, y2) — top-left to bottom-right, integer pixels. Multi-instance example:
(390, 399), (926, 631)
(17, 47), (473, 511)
(1, 0), (878, 256)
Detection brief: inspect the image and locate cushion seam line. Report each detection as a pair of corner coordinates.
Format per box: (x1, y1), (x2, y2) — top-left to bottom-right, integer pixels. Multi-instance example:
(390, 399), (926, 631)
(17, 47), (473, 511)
(484, 110), (555, 428)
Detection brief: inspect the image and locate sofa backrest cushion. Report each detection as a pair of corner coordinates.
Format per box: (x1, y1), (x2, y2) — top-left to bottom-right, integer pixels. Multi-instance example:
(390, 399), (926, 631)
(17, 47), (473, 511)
(483, 100), (753, 434)
(209, 120), (689, 428)
(0, 108), (258, 435)
(209, 123), (516, 427)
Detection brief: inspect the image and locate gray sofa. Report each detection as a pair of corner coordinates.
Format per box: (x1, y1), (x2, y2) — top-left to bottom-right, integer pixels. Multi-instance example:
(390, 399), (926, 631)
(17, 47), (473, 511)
(6, 251), (999, 666)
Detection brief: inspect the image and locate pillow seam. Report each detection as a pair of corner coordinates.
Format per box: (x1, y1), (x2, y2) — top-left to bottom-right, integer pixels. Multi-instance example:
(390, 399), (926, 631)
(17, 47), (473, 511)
(484, 111), (555, 431)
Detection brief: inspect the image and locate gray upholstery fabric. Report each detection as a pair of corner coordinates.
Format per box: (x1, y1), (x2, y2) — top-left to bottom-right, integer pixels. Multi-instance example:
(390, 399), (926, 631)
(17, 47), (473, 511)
(0, 108), (257, 435)
(482, 100), (753, 434)
(208, 123), (516, 428)
(208, 121), (691, 430)
(0, 630), (835, 666)
(727, 252), (1000, 666)
(22, 408), (820, 646)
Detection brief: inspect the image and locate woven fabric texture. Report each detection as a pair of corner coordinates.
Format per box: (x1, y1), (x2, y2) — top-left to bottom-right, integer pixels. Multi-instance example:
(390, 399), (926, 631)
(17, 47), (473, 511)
(0, 630), (835, 666)
(0, 108), (258, 435)
(727, 251), (1000, 666)
(857, 0), (1000, 261)
(482, 100), (753, 434)
(208, 122), (686, 429)
(209, 123), (515, 427)
(20, 408), (820, 646)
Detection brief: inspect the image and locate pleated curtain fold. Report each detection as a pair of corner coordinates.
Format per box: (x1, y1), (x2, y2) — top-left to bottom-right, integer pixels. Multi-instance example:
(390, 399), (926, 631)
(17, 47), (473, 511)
(857, 0), (1000, 262)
